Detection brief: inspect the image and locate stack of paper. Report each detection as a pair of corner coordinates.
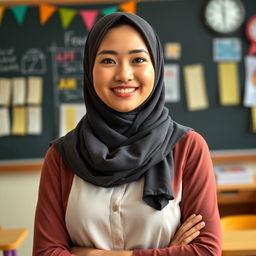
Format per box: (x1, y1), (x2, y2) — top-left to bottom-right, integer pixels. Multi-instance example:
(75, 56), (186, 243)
(215, 166), (254, 185)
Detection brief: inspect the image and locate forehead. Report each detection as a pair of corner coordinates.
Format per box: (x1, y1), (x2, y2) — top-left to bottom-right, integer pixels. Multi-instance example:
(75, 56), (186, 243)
(97, 24), (148, 50)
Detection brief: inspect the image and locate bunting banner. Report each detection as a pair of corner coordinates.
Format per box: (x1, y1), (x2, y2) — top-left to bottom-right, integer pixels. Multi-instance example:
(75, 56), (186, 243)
(11, 5), (28, 25)
(39, 4), (57, 25)
(0, 0), (137, 29)
(120, 0), (136, 14)
(0, 6), (5, 24)
(59, 8), (77, 29)
(80, 10), (98, 31)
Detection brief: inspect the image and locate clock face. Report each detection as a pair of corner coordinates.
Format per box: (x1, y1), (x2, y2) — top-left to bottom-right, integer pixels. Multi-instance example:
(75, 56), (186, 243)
(205, 0), (245, 34)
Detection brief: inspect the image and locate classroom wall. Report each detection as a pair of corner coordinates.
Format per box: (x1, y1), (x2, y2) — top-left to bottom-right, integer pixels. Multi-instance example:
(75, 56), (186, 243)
(0, 171), (41, 256)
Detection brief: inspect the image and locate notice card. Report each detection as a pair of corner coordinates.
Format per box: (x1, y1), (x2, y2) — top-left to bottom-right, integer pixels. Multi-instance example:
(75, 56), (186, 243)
(27, 106), (42, 134)
(244, 56), (256, 107)
(252, 107), (256, 133)
(164, 64), (180, 102)
(0, 107), (10, 136)
(59, 104), (86, 136)
(0, 78), (11, 106)
(218, 63), (240, 105)
(183, 64), (208, 111)
(12, 77), (26, 105)
(27, 76), (43, 105)
(12, 106), (26, 135)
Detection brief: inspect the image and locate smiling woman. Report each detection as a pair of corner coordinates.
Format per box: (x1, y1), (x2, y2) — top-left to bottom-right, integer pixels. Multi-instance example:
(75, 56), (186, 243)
(93, 24), (155, 112)
(33, 12), (222, 256)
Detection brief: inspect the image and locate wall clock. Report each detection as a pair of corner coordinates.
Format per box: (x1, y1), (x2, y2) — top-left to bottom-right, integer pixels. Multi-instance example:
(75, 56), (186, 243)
(204, 0), (245, 34)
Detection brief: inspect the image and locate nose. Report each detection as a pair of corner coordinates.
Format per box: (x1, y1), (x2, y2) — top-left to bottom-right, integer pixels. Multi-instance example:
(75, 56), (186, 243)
(115, 63), (134, 82)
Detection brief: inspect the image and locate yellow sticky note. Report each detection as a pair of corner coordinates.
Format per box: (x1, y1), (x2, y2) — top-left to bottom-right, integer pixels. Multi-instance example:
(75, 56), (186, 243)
(27, 77), (43, 104)
(12, 106), (26, 135)
(218, 63), (240, 105)
(252, 107), (256, 133)
(64, 106), (76, 134)
(183, 64), (208, 111)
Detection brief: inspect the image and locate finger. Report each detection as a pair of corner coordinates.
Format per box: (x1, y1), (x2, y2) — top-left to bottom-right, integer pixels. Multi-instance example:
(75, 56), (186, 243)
(183, 221), (205, 239)
(181, 230), (201, 245)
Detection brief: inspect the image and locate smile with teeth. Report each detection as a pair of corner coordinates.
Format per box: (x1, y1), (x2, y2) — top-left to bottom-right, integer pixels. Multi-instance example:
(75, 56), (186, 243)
(112, 87), (138, 97)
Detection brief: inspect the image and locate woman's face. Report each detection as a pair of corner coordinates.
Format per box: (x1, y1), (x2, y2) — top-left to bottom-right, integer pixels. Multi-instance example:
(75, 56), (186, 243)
(93, 24), (155, 112)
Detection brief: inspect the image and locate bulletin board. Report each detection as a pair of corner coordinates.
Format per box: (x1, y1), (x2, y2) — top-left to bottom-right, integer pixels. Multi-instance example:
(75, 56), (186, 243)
(0, 0), (255, 161)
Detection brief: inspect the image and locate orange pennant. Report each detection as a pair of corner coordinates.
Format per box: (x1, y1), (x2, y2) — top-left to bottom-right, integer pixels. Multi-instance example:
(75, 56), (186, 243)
(39, 4), (57, 25)
(119, 0), (136, 14)
(0, 6), (5, 24)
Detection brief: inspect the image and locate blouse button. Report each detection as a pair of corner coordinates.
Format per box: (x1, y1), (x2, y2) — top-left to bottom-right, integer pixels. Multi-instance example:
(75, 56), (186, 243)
(112, 204), (119, 212)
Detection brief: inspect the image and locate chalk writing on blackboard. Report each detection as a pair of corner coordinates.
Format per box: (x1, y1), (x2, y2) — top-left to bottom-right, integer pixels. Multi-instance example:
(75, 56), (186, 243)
(0, 48), (19, 73)
(21, 49), (47, 75)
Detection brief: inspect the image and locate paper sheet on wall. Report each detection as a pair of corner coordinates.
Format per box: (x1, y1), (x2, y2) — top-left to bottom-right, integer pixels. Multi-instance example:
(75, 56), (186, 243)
(218, 62), (240, 105)
(12, 106), (26, 135)
(0, 107), (10, 136)
(12, 77), (26, 105)
(252, 107), (256, 133)
(27, 106), (42, 134)
(59, 104), (86, 136)
(183, 64), (208, 111)
(164, 64), (180, 102)
(244, 56), (256, 107)
(0, 78), (11, 106)
(27, 76), (43, 105)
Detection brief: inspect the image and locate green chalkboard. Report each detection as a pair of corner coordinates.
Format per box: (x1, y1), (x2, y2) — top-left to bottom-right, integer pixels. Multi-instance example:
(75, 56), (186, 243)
(0, 0), (255, 160)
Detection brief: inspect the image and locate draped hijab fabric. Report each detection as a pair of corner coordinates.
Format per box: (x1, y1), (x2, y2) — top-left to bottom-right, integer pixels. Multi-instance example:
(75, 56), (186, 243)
(52, 12), (191, 210)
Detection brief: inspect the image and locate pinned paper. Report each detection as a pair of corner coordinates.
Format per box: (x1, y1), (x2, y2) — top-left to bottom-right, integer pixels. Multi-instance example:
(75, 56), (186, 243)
(27, 106), (42, 134)
(0, 107), (10, 136)
(59, 8), (77, 29)
(27, 76), (43, 105)
(164, 64), (180, 102)
(252, 107), (256, 133)
(183, 64), (208, 111)
(39, 4), (57, 25)
(165, 43), (181, 59)
(12, 106), (26, 135)
(60, 104), (86, 136)
(244, 56), (256, 107)
(80, 10), (98, 31)
(213, 38), (241, 62)
(119, 0), (137, 14)
(11, 5), (28, 25)
(218, 62), (240, 105)
(12, 77), (26, 105)
(101, 6), (118, 16)
(0, 78), (11, 106)
(0, 6), (5, 24)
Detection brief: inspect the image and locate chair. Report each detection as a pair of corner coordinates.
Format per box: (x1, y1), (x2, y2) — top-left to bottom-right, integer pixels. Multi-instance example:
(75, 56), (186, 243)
(0, 227), (28, 256)
(221, 214), (256, 231)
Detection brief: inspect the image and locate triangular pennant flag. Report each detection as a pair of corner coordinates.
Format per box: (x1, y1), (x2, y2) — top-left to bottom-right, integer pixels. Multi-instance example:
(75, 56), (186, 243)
(119, 0), (137, 14)
(59, 8), (77, 29)
(39, 4), (57, 25)
(0, 6), (5, 24)
(80, 10), (98, 31)
(101, 6), (118, 16)
(11, 5), (28, 25)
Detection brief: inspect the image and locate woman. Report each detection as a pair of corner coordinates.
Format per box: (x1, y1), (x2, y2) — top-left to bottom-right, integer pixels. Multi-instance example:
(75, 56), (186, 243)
(33, 12), (221, 256)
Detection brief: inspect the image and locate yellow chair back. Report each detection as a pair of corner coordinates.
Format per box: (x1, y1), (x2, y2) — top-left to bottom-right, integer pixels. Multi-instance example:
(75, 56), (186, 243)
(221, 215), (256, 231)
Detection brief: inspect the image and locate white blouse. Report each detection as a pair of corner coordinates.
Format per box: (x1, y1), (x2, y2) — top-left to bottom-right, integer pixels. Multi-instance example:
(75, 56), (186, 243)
(65, 175), (182, 250)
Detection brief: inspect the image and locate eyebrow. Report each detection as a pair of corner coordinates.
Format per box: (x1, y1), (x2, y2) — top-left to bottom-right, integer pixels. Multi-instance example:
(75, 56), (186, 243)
(97, 49), (149, 56)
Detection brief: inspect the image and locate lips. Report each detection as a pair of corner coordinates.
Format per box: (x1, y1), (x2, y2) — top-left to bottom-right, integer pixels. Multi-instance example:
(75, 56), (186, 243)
(111, 86), (138, 97)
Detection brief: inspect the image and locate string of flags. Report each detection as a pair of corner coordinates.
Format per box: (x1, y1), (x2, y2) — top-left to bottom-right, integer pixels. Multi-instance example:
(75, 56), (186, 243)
(0, 0), (136, 30)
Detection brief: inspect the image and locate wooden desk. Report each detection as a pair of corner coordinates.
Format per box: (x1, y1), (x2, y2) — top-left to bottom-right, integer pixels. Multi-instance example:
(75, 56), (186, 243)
(222, 229), (256, 256)
(0, 228), (28, 256)
(217, 178), (256, 217)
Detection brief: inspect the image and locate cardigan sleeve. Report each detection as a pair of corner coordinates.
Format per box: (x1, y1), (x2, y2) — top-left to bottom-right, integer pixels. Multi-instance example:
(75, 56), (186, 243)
(133, 131), (222, 256)
(33, 146), (75, 256)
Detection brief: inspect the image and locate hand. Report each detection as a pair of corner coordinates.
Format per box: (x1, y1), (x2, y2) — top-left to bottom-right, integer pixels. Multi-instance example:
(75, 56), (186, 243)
(169, 214), (205, 246)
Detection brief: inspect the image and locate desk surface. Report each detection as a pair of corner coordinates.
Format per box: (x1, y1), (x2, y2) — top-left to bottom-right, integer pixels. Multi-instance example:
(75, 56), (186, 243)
(222, 229), (256, 256)
(0, 228), (28, 251)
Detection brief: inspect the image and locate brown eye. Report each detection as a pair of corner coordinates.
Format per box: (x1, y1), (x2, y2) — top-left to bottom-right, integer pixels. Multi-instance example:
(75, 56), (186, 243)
(133, 57), (146, 63)
(101, 58), (115, 64)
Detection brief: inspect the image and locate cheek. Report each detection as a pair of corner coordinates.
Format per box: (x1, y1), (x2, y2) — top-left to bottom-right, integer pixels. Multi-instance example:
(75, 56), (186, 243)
(142, 67), (155, 89)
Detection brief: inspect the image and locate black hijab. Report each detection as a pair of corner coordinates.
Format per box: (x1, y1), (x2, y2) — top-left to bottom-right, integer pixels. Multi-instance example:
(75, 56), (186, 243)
(52, 12), (191, 210)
